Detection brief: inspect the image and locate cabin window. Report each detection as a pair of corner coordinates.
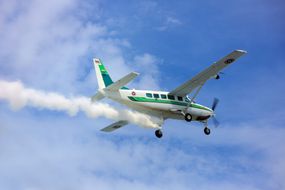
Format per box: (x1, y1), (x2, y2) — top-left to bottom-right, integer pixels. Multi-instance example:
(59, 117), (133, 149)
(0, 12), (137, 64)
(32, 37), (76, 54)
(167, 95), (175, 100)
(153, 94), (159, 99)
(177, 96), (183, 101)
(146, 93), (152, 98)
(161, 94), (167, 99)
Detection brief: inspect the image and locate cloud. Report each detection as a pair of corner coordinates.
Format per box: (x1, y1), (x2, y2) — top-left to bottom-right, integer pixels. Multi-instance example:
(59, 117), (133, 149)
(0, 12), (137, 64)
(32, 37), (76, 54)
(166, 16), (182, 25)
(0, 109), (284, 190)
(131, 53), (161, 90)
(156, 16), (182, 31)
(0, 0), (103, 93)
(0, 0), (161, 95)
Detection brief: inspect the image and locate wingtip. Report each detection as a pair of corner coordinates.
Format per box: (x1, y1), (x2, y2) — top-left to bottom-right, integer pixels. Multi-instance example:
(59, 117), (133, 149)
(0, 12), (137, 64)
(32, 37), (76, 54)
(132, 71), (140, 76)
(236, 49), (247, 54)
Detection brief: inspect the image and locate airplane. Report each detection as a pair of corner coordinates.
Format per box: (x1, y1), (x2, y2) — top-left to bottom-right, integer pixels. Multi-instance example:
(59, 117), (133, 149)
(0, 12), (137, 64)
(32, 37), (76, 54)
(91, 50), (247, 138)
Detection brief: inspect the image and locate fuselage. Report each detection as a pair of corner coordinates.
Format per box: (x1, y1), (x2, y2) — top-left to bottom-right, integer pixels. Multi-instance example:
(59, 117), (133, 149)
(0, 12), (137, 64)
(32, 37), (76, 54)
(101, 89), (213, 122)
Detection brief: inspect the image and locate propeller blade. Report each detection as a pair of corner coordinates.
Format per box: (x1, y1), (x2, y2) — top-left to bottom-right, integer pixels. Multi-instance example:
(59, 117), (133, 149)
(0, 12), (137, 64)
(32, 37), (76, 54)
(212, 116), (220, 128)
(211, 98), (219, 111)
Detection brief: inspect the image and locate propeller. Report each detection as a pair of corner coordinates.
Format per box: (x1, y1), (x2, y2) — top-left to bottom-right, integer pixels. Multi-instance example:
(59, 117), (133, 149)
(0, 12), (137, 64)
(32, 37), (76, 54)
(211, 98), (220, 127)
(211, 98), (219, 111)
(212, 117), (220, 127)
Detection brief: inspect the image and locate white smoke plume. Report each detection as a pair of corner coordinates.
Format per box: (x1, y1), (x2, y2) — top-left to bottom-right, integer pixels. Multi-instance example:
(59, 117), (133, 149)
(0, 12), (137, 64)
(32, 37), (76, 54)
(0, 80), (160, 129)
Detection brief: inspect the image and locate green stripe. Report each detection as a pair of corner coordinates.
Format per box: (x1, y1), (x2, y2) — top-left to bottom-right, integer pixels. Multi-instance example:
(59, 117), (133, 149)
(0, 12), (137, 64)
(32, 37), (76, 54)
(128, 97), (187, 106)
(99, 63), (113, 87)
(128, 96), (212, 111)
(101, 73), (113, 87)
(99, 64), (108, 74)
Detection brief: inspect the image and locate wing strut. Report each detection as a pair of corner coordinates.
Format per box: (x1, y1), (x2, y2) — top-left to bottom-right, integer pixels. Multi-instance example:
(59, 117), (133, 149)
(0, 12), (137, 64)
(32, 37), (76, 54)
(185, 82), (205, 111)
(189, 83), (204, 103)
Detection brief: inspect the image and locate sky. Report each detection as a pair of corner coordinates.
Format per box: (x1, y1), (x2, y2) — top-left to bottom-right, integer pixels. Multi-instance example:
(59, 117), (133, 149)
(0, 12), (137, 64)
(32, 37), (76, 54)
(0, 0), (285, 189)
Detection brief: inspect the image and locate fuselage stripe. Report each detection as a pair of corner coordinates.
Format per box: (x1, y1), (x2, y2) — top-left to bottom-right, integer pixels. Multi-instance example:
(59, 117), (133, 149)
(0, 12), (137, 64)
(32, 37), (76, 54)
(127, 96), (212, 111)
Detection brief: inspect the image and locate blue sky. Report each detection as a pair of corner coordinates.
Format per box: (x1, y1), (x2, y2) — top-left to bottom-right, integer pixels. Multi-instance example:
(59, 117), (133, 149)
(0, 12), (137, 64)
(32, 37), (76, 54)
(0, 0), (285, 189)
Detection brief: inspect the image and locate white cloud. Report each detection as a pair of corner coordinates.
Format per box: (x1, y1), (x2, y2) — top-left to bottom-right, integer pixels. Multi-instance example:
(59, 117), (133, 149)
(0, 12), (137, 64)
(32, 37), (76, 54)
(0, 0), (102, 93)
(0, 0), (161, 95)
(0, 109), (284, 190)
(166, 16), (182, 25)
(131, 53), (161, 90)
(156, 16), (182, 31)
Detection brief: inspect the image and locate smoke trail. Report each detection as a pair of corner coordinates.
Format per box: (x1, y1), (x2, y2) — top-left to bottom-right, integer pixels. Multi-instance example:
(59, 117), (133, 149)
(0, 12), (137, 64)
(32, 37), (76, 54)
(0, 80), (160, 129)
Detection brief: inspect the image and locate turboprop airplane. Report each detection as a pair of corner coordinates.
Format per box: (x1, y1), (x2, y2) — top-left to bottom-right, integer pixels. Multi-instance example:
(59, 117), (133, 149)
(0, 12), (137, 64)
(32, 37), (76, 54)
(91, 50), (247, 138)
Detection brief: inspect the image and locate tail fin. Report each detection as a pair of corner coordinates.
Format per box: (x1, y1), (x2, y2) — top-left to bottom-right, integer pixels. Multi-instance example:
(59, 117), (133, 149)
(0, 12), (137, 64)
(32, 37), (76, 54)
(93, 58), (113, 89)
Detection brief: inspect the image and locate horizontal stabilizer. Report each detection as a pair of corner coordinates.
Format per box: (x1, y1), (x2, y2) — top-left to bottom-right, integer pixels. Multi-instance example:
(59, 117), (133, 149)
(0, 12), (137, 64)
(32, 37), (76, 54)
(91, 91), (105, 102)
(105, 72), (139, 91)
(100, 120), (128, 132)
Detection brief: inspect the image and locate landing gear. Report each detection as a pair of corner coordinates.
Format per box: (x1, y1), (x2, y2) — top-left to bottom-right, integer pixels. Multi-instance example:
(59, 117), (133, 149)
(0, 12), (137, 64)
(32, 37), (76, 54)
(155, 129), (163, 138)
(184, 113), (192, 122)
(204, 127), (211, 135)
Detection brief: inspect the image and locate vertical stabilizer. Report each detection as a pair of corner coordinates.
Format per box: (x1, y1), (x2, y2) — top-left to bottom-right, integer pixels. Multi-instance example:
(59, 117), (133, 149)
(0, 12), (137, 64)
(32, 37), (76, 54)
(93, 58), (113, 89)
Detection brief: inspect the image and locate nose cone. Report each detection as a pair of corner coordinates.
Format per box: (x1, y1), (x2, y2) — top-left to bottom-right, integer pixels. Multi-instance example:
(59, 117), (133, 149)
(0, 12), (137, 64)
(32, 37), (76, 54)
(201, 105), (214, 117)
(207, 107), (214, 116)
(202, 104), (214, 116)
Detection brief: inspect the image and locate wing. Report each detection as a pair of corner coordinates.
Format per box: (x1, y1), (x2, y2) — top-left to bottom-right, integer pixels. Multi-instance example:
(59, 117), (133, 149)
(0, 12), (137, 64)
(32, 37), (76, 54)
(100, 120), (128, 132)
(169, 50), (247, 96)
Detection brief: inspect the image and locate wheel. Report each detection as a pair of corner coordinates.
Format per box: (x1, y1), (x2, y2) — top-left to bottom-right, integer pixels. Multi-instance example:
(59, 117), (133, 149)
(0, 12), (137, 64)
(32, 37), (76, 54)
(184, 113), (192, 122)
(204, 127), (211, 135)
(155, 129), (163, 138)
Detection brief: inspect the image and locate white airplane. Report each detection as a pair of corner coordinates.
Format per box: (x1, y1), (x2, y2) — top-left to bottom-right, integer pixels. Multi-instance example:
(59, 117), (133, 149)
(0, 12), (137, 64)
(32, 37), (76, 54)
(91, 50), (247, 138)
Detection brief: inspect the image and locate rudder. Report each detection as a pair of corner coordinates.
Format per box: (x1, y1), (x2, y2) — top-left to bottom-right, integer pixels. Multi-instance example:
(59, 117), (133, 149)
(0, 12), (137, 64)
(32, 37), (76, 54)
(93, 58), (114, 89)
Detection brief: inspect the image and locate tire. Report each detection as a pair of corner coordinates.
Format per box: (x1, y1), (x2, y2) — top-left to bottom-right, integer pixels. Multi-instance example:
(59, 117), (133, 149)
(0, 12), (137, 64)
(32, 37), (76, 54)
(185, 113), (192, 122)
(155, 129), (163, 138)
(204, 127), (211, 135)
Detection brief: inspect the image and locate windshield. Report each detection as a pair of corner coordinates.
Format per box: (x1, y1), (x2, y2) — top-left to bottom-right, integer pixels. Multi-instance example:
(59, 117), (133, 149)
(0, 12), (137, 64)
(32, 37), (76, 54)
(185, 96), (195, 103)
